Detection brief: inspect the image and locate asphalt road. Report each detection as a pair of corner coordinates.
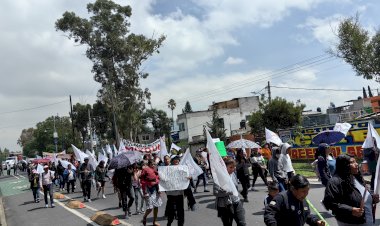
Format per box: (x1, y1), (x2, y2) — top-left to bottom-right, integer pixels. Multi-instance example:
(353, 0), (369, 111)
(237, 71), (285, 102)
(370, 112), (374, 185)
(1, 172), (380, 226)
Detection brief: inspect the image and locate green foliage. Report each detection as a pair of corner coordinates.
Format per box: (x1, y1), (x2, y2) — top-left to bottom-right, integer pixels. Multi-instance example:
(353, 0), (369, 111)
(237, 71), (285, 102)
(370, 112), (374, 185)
(55, 0), (165, 142)
(71, 103), (91, 144)
(92, 100), (110, 142)
(206, 106), (227, 141)
(19, 116), (76, 157)
(182, 101), (193, 113)
(249, 97), (305, 135)
(334, 15), (380, 82)
(142, 109), (171, 140)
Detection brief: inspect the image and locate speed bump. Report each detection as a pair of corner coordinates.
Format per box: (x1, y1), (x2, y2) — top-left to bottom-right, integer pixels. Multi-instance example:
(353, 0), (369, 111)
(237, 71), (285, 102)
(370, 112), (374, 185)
(66, 200), (85, 209)
(90, 211), (120, 225)
(53, 192), (65, 199)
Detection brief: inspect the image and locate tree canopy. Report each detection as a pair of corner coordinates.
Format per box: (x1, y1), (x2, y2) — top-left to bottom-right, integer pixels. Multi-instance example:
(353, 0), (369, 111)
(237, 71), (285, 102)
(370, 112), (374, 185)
(334, 15), (380, 82)
(248, 97), (305, 134)
(55, 0), (165, 143)
(182, 101), (193, 113)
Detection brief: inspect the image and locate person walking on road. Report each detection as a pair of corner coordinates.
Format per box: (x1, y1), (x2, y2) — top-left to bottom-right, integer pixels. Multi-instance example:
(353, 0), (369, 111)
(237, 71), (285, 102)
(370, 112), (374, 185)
(132, 163), (144, 215)
(56, 161), (65, 191)
(268, 147), (287, 192)
(166, 155), (190, 226)
(114, 165), (135, 218)
(141, 159), (162, 226)
(95, 160), (108, 199)
(194, 150), (210, 193)
(315, 143), (332, 187)
(236, 149), (250, 202)
(213, 158), (246, 226)
(323, 154), (379, 226)
(79, 157), (94, 202)
(63, 164), (76, 194)
(250, 148), (268, 191)
(264, 174), (325, 226)
(29, 169), (40, 203)
(40, 165), (55, 208)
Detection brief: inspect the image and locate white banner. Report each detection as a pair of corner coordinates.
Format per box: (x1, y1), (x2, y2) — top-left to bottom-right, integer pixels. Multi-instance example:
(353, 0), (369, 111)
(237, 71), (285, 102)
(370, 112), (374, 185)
(362, 123), (380, 149)
(265, 128), (283, 146)
(180, 148), (204, 178)
(333, 122), (352, 136)
(206, 129), (238, 196)
(98, 152), (109, 166)
(124, 139), (160, 153)
(158, 165), (190, 191)
(71, 144), (89, 163)
(106, 145), (113, 159)
(158, 136), (168, 161)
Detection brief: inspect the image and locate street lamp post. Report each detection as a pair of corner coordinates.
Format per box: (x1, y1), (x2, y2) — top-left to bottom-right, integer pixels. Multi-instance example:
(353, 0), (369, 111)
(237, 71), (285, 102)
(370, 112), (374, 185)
(53, 115), (58, 153)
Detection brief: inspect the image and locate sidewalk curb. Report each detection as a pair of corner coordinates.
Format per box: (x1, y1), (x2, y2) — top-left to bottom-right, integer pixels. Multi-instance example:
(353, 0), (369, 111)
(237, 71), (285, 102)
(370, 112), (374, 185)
(0, 197), (8, 226)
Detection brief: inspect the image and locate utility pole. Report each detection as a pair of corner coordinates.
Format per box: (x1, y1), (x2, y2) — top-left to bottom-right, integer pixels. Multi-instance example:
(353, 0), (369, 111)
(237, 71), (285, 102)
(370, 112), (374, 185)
(267, 81), (272, 103)
(88, 108), (93, 152)
(69, 95), (75, 143)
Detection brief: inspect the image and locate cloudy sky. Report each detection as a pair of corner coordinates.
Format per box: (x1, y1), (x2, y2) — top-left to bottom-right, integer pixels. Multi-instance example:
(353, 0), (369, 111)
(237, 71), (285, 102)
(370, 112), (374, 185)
(1, 0), (380, 151)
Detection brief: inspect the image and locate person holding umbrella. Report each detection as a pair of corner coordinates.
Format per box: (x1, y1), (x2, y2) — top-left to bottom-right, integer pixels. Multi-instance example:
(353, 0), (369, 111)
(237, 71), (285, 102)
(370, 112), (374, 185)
(314, 143), (332, 187)
(323, 154), (379, 225)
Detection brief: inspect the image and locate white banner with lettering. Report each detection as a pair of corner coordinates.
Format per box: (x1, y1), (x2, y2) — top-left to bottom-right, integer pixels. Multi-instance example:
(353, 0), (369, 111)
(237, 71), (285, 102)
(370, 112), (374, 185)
(124, 139), (161, 153)
(158, 165), (190, 191)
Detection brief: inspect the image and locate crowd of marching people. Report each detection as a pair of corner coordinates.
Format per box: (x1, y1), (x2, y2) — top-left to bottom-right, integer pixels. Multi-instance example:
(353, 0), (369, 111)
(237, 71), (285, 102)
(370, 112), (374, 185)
(22, 137), (380, 226)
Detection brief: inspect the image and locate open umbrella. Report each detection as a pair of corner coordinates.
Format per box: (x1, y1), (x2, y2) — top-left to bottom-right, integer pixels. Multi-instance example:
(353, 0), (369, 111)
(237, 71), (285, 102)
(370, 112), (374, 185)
(108, 152), (131, 170)
(312, 130), (345, 145)
(227, 139), (261, 149)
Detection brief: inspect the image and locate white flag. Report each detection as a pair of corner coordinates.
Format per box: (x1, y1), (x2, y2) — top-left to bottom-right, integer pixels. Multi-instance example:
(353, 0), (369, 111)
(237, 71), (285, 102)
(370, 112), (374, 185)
(71, 144), (89, 163)
(158, 136), (168, 161)
(98, 152), (109, 166)
(333, 123), (352, 136)
(106, 145), (113, 159)
(102, 148), (106, 156)
(180, 148), (203, 178)
(86, 150), (98, 170)
(265, 128), (283, 146)
(119, 140), (127, 154)
(60, 160), (76, 170)
(37, 164), (44, 174)
(113, 144), (118, 156)
(170, 143), (181, 151)
(206, 129), (238, 196)
(362, 123), (380, 149)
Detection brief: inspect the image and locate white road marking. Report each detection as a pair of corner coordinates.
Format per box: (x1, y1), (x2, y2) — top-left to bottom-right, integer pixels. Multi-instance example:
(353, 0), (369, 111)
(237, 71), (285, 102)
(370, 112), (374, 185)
(39, 191), (100, 226)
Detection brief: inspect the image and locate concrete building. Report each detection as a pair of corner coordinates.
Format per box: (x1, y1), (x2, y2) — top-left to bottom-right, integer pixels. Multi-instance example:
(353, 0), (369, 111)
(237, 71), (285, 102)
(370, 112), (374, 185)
(177, 96), (260, 145)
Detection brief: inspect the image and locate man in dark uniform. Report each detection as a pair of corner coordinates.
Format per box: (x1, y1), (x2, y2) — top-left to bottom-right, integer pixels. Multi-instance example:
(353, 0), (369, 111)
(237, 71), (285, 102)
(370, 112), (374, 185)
(264, 174), (325, 226)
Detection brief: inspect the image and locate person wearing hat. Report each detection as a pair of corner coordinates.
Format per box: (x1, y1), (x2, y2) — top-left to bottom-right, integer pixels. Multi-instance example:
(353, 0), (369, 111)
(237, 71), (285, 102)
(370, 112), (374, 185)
(79, 157), (95, 202)
(39, 165), (55, 208)
(29, 169), (40, 203)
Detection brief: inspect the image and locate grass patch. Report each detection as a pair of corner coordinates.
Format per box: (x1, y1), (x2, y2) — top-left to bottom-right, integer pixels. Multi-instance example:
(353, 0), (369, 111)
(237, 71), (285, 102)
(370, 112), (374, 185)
(292, 162), (317, 178)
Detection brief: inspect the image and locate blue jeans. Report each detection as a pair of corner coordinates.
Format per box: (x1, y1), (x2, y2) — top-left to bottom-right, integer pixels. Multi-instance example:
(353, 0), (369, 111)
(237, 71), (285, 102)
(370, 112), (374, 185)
(32, 187), (40, 201)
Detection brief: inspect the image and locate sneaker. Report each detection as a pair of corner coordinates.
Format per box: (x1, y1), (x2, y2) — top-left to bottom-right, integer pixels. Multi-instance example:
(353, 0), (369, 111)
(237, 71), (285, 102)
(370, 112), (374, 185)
(243, 198), (249, 203)
(204, 189), (210, 192)
(102, 194), (106, 199)
(250, 187), (258, 191)
(51, 204), (55, 208)
(193, 189), (197, 193)
(88, 198), (92, 202)
(128, 211), (132, 217)
(45, 204), (48, 208)
(190, 205), (197, 211)
(84, 197), (87, 202)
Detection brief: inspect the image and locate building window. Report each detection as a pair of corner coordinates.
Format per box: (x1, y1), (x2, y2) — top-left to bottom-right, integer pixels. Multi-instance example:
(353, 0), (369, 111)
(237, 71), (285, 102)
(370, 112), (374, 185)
(142, 134), (150, 141)
(179, 123), (186, 131)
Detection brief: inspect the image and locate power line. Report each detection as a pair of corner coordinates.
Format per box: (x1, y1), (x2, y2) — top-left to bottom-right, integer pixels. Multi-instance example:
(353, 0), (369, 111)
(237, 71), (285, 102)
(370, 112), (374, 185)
(271, 86), (362, 92)
(0, 99), (68, 115)
(154, 54), (335, 109)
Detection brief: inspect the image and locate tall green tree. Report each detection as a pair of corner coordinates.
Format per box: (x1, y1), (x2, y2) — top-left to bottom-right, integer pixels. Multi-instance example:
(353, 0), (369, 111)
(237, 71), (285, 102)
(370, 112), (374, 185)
(142, 109), (171, 140)
(92, 100), (110, 143)
(249, 97), (305, 134)
(168, 99), (176, 130)
(182, 101), (193, 113)
(71, 103), (91, 146)
(334, 15), (380, 82)
(55, 0), (165, 143)
(206, 106), (227, 141)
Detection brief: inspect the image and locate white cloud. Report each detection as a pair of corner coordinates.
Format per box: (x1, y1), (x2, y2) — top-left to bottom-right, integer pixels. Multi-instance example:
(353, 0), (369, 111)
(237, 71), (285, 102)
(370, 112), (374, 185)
(298, 14), (343, 47)
(224, 57), (245, 65)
